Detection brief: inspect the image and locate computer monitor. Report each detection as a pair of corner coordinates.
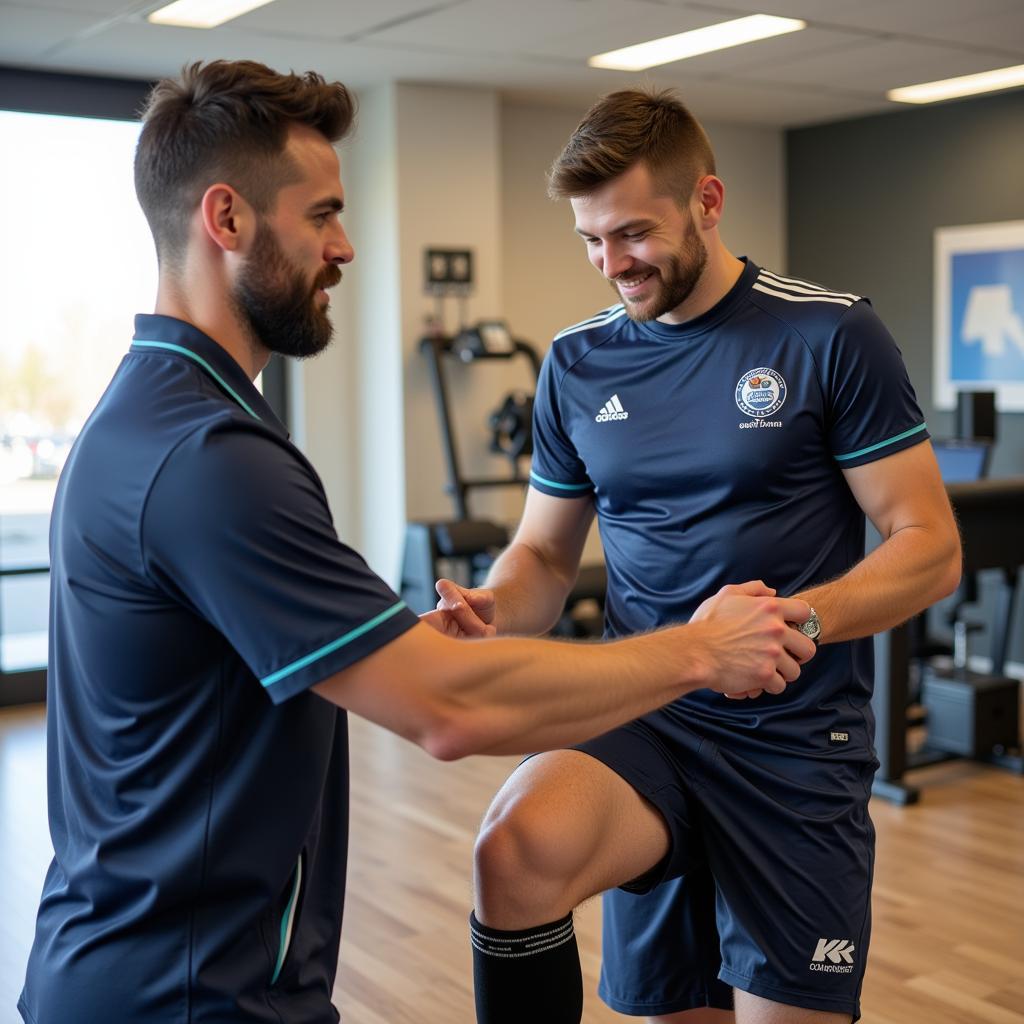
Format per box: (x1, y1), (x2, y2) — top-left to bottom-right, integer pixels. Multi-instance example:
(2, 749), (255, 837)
(932, 438), (991, 483)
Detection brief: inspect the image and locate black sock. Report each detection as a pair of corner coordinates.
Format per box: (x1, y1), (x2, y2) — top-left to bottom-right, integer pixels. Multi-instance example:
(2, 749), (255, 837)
(470, 910), (583, 1024)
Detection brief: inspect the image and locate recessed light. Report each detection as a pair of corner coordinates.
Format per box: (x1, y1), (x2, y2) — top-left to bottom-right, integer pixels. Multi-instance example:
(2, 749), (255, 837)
(589, 14), (806, 72)
(888, 64), (1024, 104)
(148, 0), (278, 30)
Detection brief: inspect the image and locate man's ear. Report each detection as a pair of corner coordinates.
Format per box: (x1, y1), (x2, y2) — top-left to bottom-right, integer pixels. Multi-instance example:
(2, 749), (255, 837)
(199, 184), (253, 253)
(694, 175), (725, 229)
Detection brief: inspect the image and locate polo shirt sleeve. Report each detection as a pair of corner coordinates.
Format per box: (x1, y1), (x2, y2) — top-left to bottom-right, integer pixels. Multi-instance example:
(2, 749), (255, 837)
(528, 348), (595, 498)
(142, 419), (419, 704)
(823, 299), (930, 469)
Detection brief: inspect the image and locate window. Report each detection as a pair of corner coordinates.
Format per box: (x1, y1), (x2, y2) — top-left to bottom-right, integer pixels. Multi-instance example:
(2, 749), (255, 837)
(0, 71), (287, 705)
(0, 109), (155, 703)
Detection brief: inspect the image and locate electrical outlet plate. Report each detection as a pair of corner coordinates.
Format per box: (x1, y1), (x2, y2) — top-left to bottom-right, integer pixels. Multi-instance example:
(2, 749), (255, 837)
(425, 248), (474, 288)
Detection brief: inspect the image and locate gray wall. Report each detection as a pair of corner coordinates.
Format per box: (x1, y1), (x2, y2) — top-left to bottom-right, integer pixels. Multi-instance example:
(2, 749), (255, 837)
(787, 89), (1024, 669)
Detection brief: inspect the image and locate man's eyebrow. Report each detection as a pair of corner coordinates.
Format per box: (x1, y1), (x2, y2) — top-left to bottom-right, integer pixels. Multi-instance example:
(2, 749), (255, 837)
(309, 197), (344, 214)
(574, 219), (653, 237)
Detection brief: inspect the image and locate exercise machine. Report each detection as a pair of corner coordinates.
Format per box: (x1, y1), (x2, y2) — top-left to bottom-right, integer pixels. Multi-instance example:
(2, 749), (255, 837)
(400, 321), (606, 637)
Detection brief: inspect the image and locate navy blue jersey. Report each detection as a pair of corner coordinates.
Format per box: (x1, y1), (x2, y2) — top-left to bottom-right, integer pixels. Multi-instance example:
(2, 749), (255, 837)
(530, 259), (927, 745)
(20, 315), (418, 1024)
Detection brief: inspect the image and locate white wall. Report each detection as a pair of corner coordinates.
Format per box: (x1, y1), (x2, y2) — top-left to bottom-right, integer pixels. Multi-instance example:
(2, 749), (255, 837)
(393, 83), (520, 533)
(706, 120), (786, 274)
(499, 103), (613, 355)
(290, 84), (403, 581)
(346, 83), (405, 581)
(288, 302), (356, 543)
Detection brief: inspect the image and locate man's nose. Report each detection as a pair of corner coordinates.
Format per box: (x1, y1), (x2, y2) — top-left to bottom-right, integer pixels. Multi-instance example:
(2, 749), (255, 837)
(602, 244), (632, 279)
(327, 224), (354, 265)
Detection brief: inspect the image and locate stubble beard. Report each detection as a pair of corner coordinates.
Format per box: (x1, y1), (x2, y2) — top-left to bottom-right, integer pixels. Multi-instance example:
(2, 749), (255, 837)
(614, 220), (708, 323)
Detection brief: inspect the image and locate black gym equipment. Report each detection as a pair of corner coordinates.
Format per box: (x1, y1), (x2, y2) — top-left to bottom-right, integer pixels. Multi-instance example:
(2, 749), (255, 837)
(488, 391), (534, 465)
(872, 477), (1024, 805)
(907, 392), (993, 703)
(955, 389), (997, 443)
(400, 321), (606, 637)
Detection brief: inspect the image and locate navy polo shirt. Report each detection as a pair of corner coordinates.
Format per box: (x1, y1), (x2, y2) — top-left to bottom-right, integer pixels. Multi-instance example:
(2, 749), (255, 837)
(530, 260), (928, 748)
(20, 315), (418, 1024)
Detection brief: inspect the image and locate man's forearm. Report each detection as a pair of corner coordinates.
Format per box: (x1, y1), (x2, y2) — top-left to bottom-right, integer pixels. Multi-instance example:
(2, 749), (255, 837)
(484, 542), (576, 636)
(325, 588), (812, 759)
(437, 626), (713, 757)
(797, 523), (961, 644)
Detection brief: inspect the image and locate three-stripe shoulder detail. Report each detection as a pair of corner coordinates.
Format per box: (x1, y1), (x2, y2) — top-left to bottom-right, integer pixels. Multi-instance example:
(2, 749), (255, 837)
(553, 304), (626, 341)
(752, 269), (860, 308)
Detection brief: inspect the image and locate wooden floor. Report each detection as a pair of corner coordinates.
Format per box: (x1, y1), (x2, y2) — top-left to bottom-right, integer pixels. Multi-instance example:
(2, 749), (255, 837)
(2, 704), (1022, 1024)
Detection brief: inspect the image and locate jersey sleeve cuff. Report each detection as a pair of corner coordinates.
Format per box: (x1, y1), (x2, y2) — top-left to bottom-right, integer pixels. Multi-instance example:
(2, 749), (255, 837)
(528, 469), (594, 497)
(833, 422), (930, 469)
(259, 601), (420, 705)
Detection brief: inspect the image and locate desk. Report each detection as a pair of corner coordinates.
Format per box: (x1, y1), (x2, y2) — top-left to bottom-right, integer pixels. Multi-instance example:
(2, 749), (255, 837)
(871, 478), (1024, 804)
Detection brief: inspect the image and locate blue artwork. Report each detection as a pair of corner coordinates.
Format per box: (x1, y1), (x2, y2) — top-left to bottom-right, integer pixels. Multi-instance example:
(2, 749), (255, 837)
(949, 247), (1024, 383)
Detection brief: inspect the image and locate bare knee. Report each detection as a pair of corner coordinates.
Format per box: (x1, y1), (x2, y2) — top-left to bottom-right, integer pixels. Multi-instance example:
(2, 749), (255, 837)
(474, 750), (669, 929)
(733, 990), (850, 1023)
(474, 792), (585, 929)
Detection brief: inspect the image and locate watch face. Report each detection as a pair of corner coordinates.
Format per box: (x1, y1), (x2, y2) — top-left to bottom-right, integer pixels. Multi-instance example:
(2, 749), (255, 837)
(800, 611), (821, 639)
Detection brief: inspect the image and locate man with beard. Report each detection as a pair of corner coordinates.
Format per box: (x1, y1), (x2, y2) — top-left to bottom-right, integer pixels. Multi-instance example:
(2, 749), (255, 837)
(436, 90), (961, 1024)
(18, 65), (818, 1024)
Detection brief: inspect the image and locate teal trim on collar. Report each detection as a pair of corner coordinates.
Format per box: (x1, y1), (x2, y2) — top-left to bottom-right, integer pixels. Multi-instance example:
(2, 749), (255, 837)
(132, 340), (262, 421)
(529, 471), (592, 492)
(835, 423), (927, 462)
(261, 601), (409, 689)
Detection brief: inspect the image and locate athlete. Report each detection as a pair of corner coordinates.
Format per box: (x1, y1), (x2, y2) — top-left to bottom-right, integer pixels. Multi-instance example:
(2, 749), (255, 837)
(438, 90), (962, 1024)
(18, 66), (816, 1024)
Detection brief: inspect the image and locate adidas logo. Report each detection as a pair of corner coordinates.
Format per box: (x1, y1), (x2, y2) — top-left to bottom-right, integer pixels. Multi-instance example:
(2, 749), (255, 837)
(809, 939), (855, 974)
(595, 394), (629, 422)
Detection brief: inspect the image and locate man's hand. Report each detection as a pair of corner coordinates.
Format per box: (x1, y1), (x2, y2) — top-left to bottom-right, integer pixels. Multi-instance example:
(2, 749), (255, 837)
(690, 581), (815, 699)
(422, 578), (497, 639)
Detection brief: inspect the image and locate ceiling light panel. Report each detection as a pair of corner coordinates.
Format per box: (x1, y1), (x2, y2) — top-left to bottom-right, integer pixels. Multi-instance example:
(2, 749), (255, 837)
(888, 64), (1024, 104)
(148, 0), (279, 30)
(589, 14), (806, 72)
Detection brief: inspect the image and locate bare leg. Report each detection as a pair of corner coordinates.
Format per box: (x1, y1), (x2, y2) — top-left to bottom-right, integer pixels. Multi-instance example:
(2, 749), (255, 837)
(648, 1009), (735, 1023)
(733, 990), (852, 1023)
(471, 750), (672, 1022)
(474, 749), (671, 929)
(647, 991), (853, 1023)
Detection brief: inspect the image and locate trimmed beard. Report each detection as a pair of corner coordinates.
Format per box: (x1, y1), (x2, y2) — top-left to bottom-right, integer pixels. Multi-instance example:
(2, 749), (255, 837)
(234, 220), (341, 360)
(615, 217), (708, 323)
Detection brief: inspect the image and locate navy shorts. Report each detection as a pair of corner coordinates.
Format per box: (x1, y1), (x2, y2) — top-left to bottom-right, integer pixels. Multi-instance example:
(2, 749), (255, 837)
(574, 709), (877, 1021)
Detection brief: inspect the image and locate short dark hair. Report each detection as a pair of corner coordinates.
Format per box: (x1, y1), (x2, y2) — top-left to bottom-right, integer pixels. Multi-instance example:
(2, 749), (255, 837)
(134, 60), (356, 266)
(548, 89), (715, 204)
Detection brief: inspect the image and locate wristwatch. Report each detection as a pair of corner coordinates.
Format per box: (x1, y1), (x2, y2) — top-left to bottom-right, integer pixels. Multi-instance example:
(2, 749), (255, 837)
(797, 607), (821, 644)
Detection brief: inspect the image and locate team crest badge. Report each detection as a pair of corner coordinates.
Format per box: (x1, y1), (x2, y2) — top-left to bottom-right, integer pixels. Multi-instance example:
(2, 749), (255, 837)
(735, 367), (787, 418)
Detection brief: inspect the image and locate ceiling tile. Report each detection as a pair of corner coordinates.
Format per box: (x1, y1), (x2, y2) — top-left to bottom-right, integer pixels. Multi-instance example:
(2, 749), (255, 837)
(816, 0), (1024, 37)
(0, 0), (143, 14)
(741, 38), (1021, 93)
(18, 23), (386, 81)
(367, 0), (731, 57)
(671, 0), (1024, 38)
(225, 0), (460, 41)
(0, 4), (107, 62)
(914, 5), (1024, 51)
